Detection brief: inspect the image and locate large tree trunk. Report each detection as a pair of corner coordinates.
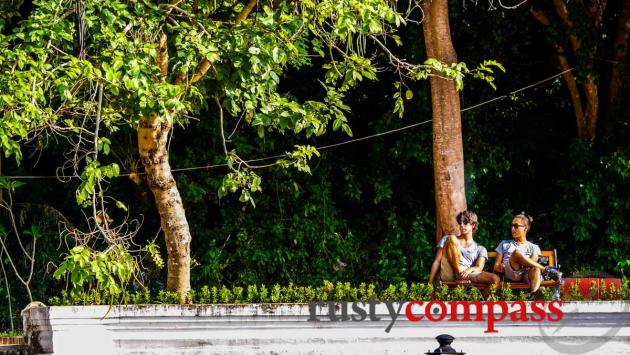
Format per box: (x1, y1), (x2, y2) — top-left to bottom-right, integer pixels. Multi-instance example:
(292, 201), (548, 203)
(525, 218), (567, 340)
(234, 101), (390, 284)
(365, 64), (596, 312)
(422, 0), (467, 242)
(138, 113), (191, 300)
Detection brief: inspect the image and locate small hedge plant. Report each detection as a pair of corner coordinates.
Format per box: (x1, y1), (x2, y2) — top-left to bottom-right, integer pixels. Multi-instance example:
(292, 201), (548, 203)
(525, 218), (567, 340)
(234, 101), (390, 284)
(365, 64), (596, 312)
(48, 278), (630, 306)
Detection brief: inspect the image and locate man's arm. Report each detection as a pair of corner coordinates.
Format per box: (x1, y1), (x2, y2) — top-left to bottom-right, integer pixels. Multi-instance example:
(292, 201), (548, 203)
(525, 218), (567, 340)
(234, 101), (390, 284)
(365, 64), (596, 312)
(474, 256), (486, 271)
(428, 248), (443, 284)
(460, 256), (486, 278)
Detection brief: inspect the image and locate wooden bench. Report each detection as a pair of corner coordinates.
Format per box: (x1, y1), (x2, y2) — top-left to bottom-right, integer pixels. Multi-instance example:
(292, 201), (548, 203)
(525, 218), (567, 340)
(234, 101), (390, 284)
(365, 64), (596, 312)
(440, 250), (561, 290)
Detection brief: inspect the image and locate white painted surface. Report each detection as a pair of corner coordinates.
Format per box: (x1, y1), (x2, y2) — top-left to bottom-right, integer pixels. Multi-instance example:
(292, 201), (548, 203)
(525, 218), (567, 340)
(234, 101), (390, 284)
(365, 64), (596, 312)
(22, 301), (630, 354)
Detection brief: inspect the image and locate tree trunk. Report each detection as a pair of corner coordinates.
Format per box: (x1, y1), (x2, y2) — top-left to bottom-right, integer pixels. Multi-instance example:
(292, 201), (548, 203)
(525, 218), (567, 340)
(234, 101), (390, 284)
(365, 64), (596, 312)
(531, 3), (602, 141)
(133, 1), (258, 300)
(583, 77), (598, 140)
(422, 0), (467, 242)
(604, 0), (630, 140)
(138, 113), (191, 300)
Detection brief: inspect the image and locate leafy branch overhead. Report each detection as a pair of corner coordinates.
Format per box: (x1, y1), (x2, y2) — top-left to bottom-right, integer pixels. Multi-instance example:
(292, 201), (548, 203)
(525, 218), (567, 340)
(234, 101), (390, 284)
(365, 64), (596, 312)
(0, 0), (504, 200)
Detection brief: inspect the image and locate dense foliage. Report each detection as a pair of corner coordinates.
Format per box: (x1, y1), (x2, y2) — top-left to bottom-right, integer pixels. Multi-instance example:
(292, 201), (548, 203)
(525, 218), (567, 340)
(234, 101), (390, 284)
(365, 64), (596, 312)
(0, 0), (629, 330)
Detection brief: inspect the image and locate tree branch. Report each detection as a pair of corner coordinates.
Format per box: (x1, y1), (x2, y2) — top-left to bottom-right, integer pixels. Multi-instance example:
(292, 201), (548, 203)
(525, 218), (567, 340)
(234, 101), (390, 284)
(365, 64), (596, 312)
(589, 0), (608, 28)
(235, 0), (258, 26)
(215, 97), (229, 156)
(181, 0), (257, 87)
(189, 59), (214, 85)
(157, 33), (169, 78)
(552, 0), (580, 52)
(215, 97), (278, 169)
(552, 0), (571, 28)
(530, 7), (550, 26)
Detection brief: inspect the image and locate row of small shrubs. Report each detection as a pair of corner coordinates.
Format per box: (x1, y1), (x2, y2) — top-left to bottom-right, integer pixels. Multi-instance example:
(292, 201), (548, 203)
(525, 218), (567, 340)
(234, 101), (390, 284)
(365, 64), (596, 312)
(48, 278), (630, 306)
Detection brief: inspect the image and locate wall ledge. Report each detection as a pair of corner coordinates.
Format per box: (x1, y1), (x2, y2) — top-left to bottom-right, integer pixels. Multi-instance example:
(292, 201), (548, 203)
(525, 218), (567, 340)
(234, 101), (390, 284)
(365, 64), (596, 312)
(22, 301), (630, 354)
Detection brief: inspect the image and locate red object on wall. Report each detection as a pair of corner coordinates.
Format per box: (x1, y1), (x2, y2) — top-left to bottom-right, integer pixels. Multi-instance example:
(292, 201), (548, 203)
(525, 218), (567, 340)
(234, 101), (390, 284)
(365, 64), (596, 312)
(562, 278), (622, 299)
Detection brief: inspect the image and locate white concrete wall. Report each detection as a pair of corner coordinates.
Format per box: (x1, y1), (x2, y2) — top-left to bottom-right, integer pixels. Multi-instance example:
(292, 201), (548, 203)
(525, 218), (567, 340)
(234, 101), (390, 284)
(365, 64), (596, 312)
(22, 301), (630, 355)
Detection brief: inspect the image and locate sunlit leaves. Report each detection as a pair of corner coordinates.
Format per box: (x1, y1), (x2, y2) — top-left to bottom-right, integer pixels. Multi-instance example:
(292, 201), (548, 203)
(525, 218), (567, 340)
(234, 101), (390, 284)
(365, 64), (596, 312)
(473, 60), (507, 90)
(218, 169), (262, 207)
(76, 158), (120, 207)
(53, 245), (137, 298)
(283, 145), (321, 175)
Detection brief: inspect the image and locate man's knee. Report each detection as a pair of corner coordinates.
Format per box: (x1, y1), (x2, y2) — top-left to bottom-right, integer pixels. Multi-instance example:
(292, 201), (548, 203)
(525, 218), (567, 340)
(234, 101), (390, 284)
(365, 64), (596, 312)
(473, 272), (500, 285)
(484, 272), (500, 285)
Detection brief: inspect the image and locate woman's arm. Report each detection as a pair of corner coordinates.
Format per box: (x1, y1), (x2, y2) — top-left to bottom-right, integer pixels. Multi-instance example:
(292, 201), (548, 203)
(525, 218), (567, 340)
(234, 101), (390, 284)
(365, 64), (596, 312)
(493, 253), (504, 273)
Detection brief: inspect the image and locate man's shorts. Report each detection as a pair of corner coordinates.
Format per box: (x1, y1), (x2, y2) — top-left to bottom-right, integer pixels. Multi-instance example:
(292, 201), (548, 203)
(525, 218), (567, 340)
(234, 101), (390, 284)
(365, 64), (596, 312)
(503, 260), (531, 284)
(440, 257), (483, 282)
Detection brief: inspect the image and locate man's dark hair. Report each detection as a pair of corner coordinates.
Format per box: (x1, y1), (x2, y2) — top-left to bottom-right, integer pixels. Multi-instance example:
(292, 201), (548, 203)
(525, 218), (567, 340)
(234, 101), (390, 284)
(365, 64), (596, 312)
(456, 210), (479, 232)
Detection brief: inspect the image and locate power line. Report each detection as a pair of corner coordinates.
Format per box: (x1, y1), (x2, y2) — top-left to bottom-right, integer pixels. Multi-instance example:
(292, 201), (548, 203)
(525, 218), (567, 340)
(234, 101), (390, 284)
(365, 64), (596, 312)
(461, 68), (571, 112)
(1, 69), (571, 180)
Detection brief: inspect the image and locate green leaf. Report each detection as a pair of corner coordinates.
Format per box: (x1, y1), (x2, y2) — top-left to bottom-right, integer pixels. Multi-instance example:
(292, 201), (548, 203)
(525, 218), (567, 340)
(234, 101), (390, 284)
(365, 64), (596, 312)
(115, 200), (128, 211)
(333, 118), (342, 131)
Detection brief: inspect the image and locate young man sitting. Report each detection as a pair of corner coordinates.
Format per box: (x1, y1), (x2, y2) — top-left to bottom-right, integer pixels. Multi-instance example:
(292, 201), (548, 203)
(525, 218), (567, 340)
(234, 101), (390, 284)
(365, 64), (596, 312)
(428, 211), (499, 297)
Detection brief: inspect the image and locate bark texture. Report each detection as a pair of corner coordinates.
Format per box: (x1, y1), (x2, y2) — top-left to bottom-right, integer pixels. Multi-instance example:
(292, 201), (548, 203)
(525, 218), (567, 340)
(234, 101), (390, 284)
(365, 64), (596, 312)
(138, 114), (191, 298)
(422, 0), (467, 242)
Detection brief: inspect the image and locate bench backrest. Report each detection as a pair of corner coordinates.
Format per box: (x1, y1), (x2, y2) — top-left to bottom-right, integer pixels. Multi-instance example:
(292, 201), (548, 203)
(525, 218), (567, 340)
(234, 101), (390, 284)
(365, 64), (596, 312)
(487, 250), (557, 267)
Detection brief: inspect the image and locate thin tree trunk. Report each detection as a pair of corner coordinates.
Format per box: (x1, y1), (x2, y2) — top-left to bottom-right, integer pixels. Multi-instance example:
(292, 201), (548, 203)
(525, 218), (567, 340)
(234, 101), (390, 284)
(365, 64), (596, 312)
(556, 46), (587, 138)
(422, 0), (467, 242)
(533, 1), (605, 141)
(531, 6), (592, 140)
(604, 0), (630, 139)
(138, 113), (191, 300)
(583, 77), (598, 140)
(582, 0), (606, 141)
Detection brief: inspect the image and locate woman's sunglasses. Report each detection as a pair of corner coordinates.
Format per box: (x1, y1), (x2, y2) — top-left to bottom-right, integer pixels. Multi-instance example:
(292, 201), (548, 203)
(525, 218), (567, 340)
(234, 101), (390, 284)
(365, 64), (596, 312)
(511, 223), (526, 229)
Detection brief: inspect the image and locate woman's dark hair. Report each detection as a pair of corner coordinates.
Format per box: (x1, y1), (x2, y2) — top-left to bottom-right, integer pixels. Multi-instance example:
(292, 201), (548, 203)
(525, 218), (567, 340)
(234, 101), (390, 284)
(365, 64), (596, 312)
(514, 212), (533, 230)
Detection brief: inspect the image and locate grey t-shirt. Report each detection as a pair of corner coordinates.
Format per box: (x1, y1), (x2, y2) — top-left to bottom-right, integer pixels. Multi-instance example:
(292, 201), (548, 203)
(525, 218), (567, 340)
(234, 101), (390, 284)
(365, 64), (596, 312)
(495, 240), (541, 264)
(437, 236), (488, 270)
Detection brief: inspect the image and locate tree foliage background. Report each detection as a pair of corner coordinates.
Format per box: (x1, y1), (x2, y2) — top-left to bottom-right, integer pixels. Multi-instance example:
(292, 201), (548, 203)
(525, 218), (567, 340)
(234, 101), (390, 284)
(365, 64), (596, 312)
(0, 0), (629, 329)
